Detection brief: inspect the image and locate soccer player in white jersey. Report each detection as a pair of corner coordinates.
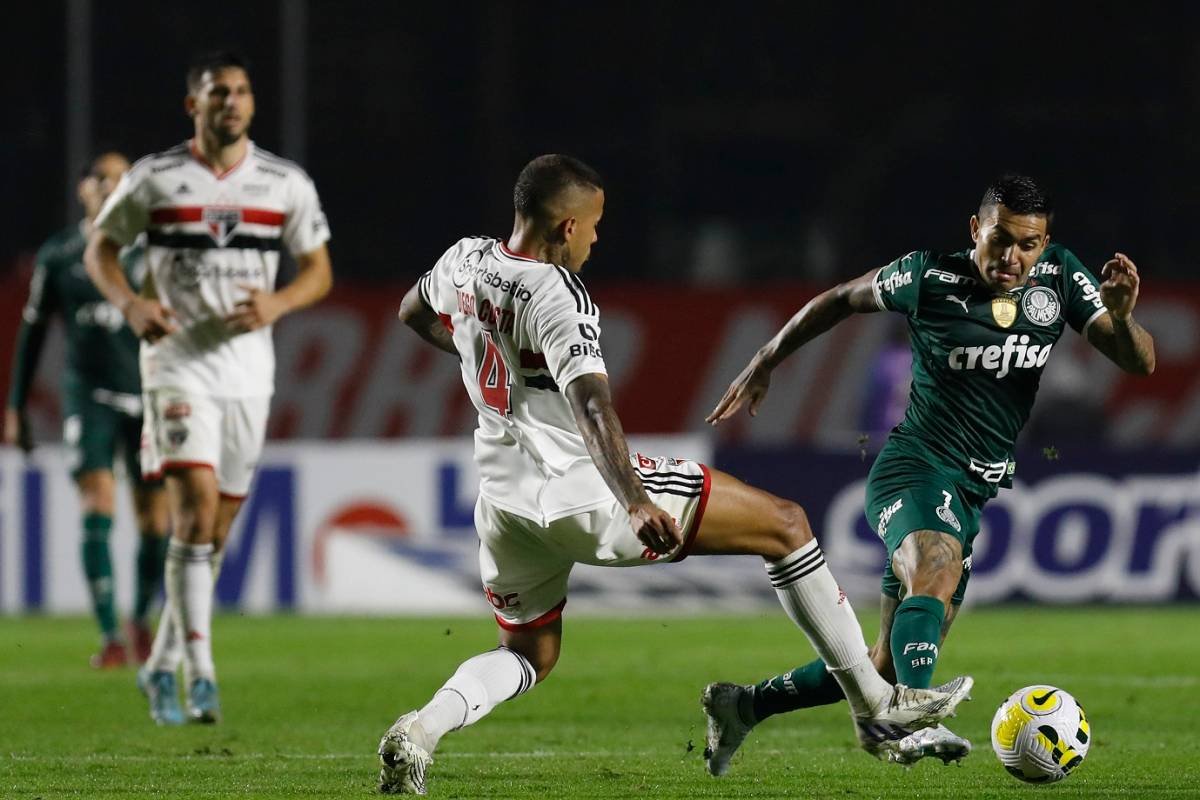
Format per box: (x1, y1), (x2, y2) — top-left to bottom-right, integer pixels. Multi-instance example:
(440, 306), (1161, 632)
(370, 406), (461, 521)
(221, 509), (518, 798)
(376, 155), (973, 795)
(84, 52), (332, 725)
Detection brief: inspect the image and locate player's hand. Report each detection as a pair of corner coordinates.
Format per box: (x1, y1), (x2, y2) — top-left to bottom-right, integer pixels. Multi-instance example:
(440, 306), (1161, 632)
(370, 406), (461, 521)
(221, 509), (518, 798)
(628, 501), (683, 556)
(225, 284), (287, 334)
(4, 407), (34, 454)
(706, 358), (772, 425)
(124, 297), (177, 343)
(1100, 252), (1140, 321)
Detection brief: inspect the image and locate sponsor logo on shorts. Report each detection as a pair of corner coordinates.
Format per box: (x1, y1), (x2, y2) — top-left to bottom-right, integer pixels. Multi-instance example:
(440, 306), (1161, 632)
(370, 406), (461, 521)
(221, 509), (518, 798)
(1021, 286), (1061, 326)
(164, 401), (192, 420)
(937, 490), (962, 532)
(878, 498), (903, 537)
(166, 425), (188, 447)
(484, 586), (521, 610)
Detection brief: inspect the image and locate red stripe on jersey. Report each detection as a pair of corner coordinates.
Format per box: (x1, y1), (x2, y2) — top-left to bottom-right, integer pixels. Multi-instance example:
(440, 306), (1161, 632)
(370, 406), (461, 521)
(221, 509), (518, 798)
(670, 464), (712, 563)
(150, 207), (286, 226)
(500, 241), (540, 262)
(494, 598), (567, 631)
(519, 349), (548, 369)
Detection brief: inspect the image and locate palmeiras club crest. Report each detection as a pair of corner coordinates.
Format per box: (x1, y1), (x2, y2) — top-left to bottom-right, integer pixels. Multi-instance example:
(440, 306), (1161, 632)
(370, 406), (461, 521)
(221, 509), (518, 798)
(203, 206), (242, 246)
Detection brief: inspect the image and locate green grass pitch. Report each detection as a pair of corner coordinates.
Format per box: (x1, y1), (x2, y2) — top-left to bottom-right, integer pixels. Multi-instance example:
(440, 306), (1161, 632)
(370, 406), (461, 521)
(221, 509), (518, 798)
(2, 607), (1197, 798)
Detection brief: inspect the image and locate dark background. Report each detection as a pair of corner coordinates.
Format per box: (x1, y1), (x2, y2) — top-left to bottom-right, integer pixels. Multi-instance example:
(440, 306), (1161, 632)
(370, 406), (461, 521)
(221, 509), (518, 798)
(4, 2), (1197, 286)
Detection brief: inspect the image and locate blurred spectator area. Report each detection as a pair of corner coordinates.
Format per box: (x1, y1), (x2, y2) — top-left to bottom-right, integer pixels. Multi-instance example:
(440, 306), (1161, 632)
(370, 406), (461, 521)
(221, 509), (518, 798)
(3, 3), (1198, 285)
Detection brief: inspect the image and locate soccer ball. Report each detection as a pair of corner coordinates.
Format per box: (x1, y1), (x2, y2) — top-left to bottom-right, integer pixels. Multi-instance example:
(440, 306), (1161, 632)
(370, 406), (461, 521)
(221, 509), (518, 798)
(991, 685), (1091, 783)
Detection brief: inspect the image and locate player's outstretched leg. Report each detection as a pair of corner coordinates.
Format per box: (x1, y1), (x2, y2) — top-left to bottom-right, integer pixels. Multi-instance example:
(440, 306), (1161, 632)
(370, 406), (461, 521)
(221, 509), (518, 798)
(379, 627), (550, 795)
(691, 470), (972, 767)
(702, 657), (844, 776)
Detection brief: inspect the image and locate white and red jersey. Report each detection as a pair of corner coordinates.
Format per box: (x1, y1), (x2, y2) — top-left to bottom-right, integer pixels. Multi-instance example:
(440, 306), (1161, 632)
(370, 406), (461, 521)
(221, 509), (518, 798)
(94, 140), (330, 397)
(420, 237), (612, 523)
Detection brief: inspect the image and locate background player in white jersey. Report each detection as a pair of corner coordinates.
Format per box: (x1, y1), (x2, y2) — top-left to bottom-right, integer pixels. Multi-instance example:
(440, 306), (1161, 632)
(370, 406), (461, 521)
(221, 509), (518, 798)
(84, 52), (332, 725)
(377, 155), (973, 795)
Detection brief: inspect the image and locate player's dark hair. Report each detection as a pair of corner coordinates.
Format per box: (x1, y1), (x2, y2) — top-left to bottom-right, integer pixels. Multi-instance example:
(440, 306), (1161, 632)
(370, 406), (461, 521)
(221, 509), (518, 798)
(980, 174), (1054, 227)
(186, 50), (251, 92)
(78, 149), (127, 180)
(513, 154), (604, 222)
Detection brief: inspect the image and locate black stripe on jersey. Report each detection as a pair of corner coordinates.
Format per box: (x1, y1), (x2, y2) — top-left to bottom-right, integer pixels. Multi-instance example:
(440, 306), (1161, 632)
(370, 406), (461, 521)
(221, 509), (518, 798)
(566, 270), (596, 316)
(553, 266), (585, 313)
(645, 487), (703, 499)
(638, 474), (700, 494)
(523, 375), (560, 392)
(146, 231), (282, 252)
(634, 468), (702, 482)
(639, 472), (704, 486)
(130, 142), (189, 173)
(418, 270), (433, 306)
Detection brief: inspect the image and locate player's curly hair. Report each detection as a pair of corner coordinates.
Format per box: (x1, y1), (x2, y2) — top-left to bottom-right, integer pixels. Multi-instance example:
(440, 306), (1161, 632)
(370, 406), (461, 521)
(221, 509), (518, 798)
(980, 174), (1054, 227)
(186, 50), (252, 92)
(513, 155), (604, 222)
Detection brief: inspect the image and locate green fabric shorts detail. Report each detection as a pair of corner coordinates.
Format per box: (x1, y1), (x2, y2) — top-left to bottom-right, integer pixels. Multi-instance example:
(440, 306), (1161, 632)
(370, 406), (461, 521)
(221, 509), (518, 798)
(62, 384), (154, 484)
(865, 449), (986, 606)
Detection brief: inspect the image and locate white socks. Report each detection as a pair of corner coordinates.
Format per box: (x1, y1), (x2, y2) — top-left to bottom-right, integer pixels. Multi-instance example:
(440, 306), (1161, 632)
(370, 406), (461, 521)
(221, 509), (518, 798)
(766, 540), (891, 716)
(144, 540), (216, 681)
(416, 647), (536, 752)
(147, 545), (225, 679)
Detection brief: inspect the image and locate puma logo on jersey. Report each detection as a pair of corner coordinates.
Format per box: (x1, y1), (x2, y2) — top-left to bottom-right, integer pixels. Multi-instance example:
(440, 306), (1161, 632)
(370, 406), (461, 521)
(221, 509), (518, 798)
(948, 334), (1053, 378)
(946, 294), (970, 313)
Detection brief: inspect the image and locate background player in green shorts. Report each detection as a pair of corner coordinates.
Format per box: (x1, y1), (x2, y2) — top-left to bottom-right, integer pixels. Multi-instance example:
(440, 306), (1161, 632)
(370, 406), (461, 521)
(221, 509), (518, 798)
(5, 152), (169, 668)
(699, 175), (1156, 770)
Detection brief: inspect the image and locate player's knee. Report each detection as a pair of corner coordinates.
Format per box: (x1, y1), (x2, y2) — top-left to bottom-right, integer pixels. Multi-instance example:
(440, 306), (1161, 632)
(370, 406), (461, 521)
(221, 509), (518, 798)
(764, 500), (813, 560)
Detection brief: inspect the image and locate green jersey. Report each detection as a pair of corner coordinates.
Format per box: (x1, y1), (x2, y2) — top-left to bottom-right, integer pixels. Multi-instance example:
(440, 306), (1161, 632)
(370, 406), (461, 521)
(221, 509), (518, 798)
(871, 243), (1107, 498)
(8, 222), (145, 409)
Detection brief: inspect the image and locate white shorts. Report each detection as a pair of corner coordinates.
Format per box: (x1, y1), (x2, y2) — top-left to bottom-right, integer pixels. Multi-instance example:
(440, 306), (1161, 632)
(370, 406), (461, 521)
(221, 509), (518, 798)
(141, 389), (270, 497)
(477, 453), (712, 630)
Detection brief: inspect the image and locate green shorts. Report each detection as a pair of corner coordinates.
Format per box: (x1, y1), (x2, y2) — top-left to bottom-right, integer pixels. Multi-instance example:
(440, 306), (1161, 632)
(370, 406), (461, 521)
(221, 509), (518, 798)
(61, 383), (156, 485)
(864, 449), (986, 605)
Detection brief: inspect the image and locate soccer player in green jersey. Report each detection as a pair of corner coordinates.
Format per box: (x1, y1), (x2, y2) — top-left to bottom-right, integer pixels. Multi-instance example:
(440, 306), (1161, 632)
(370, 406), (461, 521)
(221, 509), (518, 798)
(5, 152), (170, 668)
(700, 175), (1156, 771)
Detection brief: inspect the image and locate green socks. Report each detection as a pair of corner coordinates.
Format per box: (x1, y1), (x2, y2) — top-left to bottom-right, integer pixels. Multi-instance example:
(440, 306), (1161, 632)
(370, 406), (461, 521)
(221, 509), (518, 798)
(134, 533), (170, 622)
(890, 595), (945, 688)
(81, 513), (117, 640)
(750, 657), (845, 722)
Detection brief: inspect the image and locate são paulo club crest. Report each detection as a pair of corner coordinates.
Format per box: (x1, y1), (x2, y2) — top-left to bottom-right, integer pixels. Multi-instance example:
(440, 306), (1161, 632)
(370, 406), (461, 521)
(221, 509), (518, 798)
(1021, 286), (1061, 326)
(203, 206), (242, 246)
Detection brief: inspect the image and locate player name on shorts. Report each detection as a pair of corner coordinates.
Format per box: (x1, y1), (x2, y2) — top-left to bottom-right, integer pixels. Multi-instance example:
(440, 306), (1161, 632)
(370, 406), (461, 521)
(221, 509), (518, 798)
(947, 334), (1053, 378)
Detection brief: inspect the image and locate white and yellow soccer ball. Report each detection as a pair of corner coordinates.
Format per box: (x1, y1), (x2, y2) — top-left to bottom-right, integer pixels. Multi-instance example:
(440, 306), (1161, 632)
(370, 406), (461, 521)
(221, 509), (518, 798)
(991, 685), (1091, 783)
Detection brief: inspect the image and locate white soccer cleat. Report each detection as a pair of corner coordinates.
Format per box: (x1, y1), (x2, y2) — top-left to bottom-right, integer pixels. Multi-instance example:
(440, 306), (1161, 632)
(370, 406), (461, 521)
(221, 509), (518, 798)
(701, 682), (756, 777)
(889, 724), (973, 766)
(855, 675), (974, 759)
(378, 711), (434, 795)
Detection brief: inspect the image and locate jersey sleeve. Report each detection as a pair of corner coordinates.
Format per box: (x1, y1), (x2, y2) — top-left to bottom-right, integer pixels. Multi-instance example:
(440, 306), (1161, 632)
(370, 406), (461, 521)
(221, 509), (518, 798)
(530, 267), (607, 391)
(871, 251), (925, 315)
(21, 249), (58, 326)
(282, 174), (331, 256)
(93, 170), (150, 246)
(417, 242), (464, 315)
(1059, 248), (1108, 335)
